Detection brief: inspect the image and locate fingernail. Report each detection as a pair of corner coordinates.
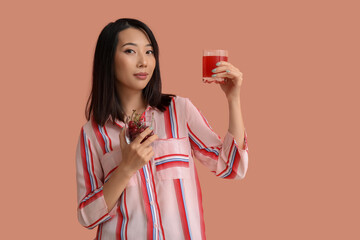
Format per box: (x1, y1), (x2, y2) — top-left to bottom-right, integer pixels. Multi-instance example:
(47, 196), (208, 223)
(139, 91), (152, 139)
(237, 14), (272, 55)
(212, 74), (217, 77)
(149, 126), (153, 130)
(211, 68), (216, 73)
(216, 62), (221, 66)
(226, 70), (230, 73)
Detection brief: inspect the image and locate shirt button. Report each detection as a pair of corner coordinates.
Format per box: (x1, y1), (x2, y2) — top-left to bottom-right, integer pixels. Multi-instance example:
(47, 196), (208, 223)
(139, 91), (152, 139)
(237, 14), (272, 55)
(150, 201), (154, 205)
(146, 178), (150, 183)
(154, 223), (158, 228)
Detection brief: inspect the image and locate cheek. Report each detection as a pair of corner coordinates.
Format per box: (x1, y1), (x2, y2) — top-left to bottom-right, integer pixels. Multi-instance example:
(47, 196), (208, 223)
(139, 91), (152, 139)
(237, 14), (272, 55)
(115, 57), (132, 77)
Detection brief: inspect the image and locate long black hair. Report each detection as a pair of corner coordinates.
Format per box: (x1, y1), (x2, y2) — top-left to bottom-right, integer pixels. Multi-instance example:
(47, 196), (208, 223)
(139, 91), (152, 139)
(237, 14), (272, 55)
(85, 18), (175, 126)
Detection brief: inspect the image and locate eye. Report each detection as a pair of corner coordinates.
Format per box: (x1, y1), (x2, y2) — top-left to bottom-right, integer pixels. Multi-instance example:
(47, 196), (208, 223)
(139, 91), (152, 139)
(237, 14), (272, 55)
(124, 49), (135, 54)
(146, 50), (154, 55)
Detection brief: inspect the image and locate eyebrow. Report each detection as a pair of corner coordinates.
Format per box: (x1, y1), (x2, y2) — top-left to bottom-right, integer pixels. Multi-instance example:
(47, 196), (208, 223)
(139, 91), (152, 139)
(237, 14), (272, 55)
(121, 42), (153, 47)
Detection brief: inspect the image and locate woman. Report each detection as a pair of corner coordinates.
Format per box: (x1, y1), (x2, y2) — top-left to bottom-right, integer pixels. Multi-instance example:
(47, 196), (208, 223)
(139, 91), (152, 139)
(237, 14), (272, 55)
(75, 18), (248, 240)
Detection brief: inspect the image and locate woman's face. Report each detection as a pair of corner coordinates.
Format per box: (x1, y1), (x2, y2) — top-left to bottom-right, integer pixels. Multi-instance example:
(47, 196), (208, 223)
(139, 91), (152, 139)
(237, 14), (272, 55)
(114, 27), (156, 93)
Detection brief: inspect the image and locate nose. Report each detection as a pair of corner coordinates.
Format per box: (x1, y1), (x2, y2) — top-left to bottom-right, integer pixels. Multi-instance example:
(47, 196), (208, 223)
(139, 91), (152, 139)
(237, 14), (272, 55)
(137, 52), (147, 68)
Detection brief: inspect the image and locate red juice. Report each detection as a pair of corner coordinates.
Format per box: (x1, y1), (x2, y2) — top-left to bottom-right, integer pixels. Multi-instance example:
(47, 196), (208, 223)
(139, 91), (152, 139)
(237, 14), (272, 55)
(202, 55), (228, 78)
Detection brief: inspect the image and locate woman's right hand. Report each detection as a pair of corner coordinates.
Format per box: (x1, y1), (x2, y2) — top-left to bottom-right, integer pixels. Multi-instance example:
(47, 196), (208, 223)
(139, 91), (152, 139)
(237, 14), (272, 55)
(119, 127), (158, 174)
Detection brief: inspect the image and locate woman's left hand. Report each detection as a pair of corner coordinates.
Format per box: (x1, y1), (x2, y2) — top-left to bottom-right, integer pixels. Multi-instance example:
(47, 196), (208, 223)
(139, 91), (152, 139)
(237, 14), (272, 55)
(210, 61), (244, 100)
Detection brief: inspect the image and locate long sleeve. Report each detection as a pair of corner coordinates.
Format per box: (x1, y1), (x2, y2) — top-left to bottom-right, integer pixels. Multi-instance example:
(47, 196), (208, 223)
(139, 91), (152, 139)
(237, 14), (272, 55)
(75, 126), (117, 229)
(185, 98), (249, 180)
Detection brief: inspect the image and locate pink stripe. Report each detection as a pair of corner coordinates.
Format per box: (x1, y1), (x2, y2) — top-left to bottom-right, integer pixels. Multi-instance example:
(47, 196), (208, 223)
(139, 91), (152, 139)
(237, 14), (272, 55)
(148, 163), (166, 239)
(80, 128), (91, 194)
(194, 105), (221, 140)
(188, 125), (218, 160)
(174, 179), (191, 240)
(79, 190), (103, 209)
(88, 139), (99, 189)
(139, 169), (153, 240)
(194, 166), (206, 239)
(85, 213), (109, 229)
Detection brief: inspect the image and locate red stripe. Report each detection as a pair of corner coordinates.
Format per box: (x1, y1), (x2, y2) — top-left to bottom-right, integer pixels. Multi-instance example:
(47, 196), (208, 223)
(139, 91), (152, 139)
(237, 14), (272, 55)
(189, 139), (219, 161)
(164, 106), (172, 138)
(148, 163), (166, 239)
(88, 139), (99, 189)
(154, 153), (189, 160)
(156, 161), (189, 171)
(86, 213), (109, 229)
(124, 189), (129, 239)
(116, 198), (124, 240)
(103, 125), (113, 151)
(80, 128), (91, 194)
(171, 98), (179, 138)
(187, 124), (208, 151)
(139, 168), (153, 240)
(224, 149), (241, 179)
(79, 190), (103, 209)
(216, 141), (235, 177)
(96, 224), (102, 240)
(174, 179), (191, 240)
(188, 125), (218, 160)
(194, 166), (206, 240)
(92, 117), (106, 154)
(115, 121), (124, 129)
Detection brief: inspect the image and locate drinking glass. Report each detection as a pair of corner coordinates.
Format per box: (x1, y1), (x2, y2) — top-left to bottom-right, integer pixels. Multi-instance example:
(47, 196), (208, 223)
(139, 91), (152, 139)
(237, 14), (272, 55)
(125, 112), (155, 144)
(202, 50), (228, 83)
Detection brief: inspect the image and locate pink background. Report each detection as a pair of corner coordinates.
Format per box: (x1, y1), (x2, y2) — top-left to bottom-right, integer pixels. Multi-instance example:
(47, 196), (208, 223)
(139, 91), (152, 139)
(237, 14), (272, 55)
(1, 0), (359, 239)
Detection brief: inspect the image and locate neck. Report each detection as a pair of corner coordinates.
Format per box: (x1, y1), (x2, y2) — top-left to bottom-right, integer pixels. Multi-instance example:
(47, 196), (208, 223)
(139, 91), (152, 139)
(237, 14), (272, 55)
(117, 89), (147, 117)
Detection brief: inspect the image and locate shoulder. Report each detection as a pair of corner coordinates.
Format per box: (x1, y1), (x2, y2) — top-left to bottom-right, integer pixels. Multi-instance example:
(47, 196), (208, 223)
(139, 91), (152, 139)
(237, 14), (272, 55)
(171, 95), (189, 107)
(78, 116), (98, 140)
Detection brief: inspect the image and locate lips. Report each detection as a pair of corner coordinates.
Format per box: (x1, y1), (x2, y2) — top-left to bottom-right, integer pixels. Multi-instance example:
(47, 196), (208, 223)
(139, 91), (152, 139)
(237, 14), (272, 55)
(134, 72), (148, 76)
(134, 72), (148, 80)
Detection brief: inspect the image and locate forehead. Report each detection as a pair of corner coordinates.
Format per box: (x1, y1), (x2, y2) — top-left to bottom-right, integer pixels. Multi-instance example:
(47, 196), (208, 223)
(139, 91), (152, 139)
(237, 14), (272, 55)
(117, 27), (151, 45)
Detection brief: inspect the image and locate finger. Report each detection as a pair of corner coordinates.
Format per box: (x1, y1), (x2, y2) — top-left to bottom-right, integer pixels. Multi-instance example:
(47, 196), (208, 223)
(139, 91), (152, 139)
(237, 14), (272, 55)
(119, 127), (127, 149)
(140, 133), (159, 148)
(212, 69), (243, 79)
(211, 65), (235, 74)
(132, 127), (154, 145)
(216, 61), (233, 67)
(211, 71), (234, 79)
(144, 148), (155, 161)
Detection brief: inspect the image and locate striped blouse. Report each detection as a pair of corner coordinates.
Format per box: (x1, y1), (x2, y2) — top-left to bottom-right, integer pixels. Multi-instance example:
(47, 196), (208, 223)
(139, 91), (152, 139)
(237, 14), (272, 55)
(75, 96), (249, 240)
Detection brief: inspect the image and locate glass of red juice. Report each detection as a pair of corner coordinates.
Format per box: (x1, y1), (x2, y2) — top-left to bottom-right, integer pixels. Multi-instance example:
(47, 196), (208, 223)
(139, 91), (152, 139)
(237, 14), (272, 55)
(203, 50), (228, 83)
